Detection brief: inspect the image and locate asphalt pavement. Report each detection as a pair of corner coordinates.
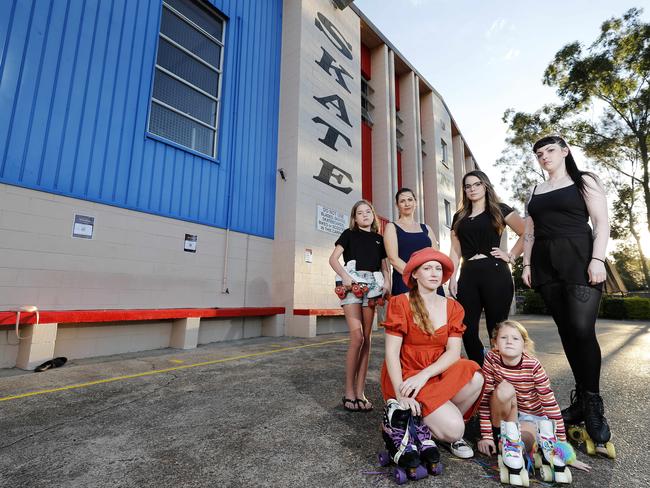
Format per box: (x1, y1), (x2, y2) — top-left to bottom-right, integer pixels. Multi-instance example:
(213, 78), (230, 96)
(0, 315), (648, 487)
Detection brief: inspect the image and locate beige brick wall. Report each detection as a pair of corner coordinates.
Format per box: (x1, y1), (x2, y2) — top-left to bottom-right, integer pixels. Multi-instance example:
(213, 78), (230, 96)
(0, 183), (274, 311)
(275, 0), (361, 336)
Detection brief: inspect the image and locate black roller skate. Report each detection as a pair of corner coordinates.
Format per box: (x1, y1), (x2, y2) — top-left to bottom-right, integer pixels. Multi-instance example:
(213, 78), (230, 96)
(412, 416), (443, 475)
(567, 391), (615, 458)
(561, 386), (584, 426)
(378, 399), (428, 484)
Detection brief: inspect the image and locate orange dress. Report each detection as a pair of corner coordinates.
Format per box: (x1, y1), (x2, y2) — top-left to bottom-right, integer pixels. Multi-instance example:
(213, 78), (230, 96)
(380, 294), (481, 419)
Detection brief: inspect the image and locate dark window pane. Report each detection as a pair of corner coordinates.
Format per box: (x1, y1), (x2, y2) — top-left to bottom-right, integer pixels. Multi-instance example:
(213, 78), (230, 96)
(161, 7), (220, 67)
(165, 0), (224, 41)
(150, 103), (215, 157)
(153, 69), (217, 125)
(157, 38), (219, 95)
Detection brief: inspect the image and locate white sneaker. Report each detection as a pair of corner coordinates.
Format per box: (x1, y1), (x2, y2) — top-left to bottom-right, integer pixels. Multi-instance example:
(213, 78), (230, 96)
(449, 438), (474, 459)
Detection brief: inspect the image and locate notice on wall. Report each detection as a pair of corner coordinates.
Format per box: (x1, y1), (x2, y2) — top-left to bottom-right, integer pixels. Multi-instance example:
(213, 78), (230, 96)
(184, 234), (197, 253)
(304, 248), (313, 263)
(72, 214), (95, 239)
(316, 205), (349, 235)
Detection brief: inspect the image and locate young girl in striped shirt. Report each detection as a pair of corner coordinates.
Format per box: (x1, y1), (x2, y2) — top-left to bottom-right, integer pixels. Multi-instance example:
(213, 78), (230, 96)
(477, 320), (583, 485)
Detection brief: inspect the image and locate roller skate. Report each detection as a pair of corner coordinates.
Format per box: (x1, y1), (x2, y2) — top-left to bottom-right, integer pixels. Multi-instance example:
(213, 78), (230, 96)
(534, 419), (574, 484)
(412, 416), (443, 475)
(497, 421), (529, 487)
(334, 261), (370, 299)
(334, 280), (348, 299)
(378, 399), (428, 484)
(561, 385), (583, 426)
(567, 391), (615, 458)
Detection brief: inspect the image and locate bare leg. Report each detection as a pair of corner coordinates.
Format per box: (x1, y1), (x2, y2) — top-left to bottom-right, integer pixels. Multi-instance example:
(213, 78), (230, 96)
(489, 380), (518, 426)
(450, 372), (484, 414)
(520, 421), (536, 452)
(342, 304), (364, 405)
(422, 401), (466, 442)
(354, 305), (375, 407)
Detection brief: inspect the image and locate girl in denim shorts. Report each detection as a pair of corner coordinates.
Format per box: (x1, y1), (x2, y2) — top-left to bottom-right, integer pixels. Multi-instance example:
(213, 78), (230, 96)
(329, 200), (390, 412)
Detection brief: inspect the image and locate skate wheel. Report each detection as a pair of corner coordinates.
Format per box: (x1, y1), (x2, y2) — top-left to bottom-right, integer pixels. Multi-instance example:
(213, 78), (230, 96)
(498, 456), (509, 484)
(520, 468), (530, 487)
(377, 451), (391, 467)
(540, 465), (553, 482)
(428, 462), (443, 476)
(414, 464), (428, 480)
(533, 452), (542, 469)
(604, 441), (616, 459)
(393, 468), (408, 485)
(568, 426), (584, 443)
(555, 467), (572, 484)
(510, 474), (523, 486)
(585, 437), (596, 456)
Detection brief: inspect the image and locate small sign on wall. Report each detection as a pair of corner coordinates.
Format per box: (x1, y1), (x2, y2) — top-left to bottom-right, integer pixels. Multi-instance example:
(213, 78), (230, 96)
(316, 205), (349, 235)
(304, 248), (313, 263)
(184, 234), (197, 253)
(72, 214), (94, 239)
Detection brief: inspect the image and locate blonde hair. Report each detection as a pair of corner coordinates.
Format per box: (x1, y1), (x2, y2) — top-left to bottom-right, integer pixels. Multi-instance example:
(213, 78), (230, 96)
(491, 320), (535, 355)
(348, 199), (379, 233)
(407, 278), (434, 334)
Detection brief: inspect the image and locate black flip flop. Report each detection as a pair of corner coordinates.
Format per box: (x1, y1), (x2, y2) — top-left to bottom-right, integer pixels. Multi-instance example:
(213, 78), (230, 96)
(356, 398), (373, 412)
(34, 357), (67, 372)
(342, 397), (358, 412)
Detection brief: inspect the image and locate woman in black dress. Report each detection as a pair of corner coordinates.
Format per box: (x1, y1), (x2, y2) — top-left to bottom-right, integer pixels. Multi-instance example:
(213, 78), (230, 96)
(522, 135), (611, 453)
(449, 171), (525, 366)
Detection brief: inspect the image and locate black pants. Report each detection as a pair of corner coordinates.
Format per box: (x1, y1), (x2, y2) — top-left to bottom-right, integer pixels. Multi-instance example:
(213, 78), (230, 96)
(457, 258), (514, 366)
(537, 282), (602, 393)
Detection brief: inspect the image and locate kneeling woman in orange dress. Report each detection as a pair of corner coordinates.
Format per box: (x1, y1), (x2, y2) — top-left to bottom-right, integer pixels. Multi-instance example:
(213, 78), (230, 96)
(381, 248), (484, 459)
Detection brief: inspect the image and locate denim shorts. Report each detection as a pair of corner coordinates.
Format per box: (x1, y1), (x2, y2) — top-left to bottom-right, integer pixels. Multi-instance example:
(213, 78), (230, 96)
(340, 270), (379, 307)
(518, 412), (548, 425)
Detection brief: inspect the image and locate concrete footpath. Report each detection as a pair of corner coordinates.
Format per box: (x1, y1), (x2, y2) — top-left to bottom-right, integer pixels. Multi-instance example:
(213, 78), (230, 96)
(0, 315), (648, 487)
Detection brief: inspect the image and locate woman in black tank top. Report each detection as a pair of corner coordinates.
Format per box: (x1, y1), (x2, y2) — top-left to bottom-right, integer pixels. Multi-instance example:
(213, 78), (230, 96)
(523, 135), (612, 454)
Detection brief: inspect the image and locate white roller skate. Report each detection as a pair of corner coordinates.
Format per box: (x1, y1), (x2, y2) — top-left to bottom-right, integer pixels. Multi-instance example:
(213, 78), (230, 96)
(498, 421), (529, 487)
(534, 419), (574, 484)
(334, 261), (369, 299)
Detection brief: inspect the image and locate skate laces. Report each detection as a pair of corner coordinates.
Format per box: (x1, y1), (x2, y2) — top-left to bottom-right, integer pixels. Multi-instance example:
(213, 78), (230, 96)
(585, 394), (604, 416)
(412, 420), (436, 447)
(502, 435), (522, 458)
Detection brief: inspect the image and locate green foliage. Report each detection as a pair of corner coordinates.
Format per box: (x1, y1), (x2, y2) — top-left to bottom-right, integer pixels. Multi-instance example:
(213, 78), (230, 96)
(520, 289), (548, 315)
(611, 242), (649, 291)
(497, 7), (650, 236)
(599, 295), (650, 319)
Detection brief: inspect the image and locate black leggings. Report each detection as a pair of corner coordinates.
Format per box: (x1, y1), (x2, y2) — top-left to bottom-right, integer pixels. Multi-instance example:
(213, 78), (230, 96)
(537, 282), (602, 393)
(457, 258), (514, 366)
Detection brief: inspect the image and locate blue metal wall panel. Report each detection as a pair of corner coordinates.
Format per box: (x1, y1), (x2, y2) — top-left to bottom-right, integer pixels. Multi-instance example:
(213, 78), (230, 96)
(0, 0), (282, 238)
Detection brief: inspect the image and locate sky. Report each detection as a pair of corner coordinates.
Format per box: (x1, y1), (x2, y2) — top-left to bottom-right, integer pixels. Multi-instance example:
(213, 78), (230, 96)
(353, 0), (650, 190)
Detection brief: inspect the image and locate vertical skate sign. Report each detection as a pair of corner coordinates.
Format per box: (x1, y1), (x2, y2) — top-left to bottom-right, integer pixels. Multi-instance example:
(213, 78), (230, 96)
(310, 8), (360, 195)
(316, 205), (349, 235)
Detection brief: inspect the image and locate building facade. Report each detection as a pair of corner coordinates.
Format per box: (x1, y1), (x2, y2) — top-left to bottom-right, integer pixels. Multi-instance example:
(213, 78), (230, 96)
(0, 0), (477, 368)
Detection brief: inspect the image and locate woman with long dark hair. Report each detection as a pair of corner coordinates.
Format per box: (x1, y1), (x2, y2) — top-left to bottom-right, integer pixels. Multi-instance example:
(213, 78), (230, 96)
(384, 188), (438, 296)
(522, 135), (613, 457)
(449, 170), (525, 366)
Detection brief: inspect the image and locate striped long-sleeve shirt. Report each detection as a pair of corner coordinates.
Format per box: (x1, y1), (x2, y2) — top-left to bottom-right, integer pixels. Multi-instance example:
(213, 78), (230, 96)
(479, 350), (566, 440)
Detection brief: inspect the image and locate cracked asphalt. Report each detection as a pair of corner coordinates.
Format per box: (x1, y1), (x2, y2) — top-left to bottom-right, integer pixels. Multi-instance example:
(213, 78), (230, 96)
(0, 315), (648, 487)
